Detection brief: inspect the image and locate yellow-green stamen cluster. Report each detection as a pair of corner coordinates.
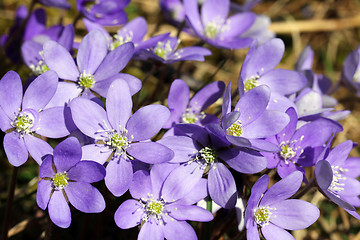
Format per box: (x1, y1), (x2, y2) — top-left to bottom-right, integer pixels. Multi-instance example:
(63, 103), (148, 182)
(14, 114), (34, 134)
(254, 207), (274, 226)
(244, 78), (259, 92)
(52, 172), (69, 190)
(154, 40), (174, 59)
(204, 21), (220, 39)
(79, 72), (95, 89)
(226, 120), (243, 137)
(181, 109), (205, 124)
(30, 60), (49, 75)
(110, 32), (133, 51)
(198, 147), (217, 164)
(328, 165), (348, 196)
(280, 144), (296, 160)
(140, 194), (166, 224)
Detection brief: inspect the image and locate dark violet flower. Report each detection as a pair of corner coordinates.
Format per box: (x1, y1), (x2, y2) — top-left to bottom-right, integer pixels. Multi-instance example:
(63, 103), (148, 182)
(36, 137), (106, 228)
(70, 80), (174, 196)
(220, 84), (290, 152)
(183, 0), (256, 49)
(159, 123), (268, 209)
(263, 107), (342, 179)
(315, 140), (360, 220)
(164, 79), (225, 128)
(139, 36), (211, 64)
(341, 45), (360, 96)
(84, 17), (170, 54)
(0, 71), (71, 166)
(114, 163), (213, 240)
(245, 171), (320, 240)
(77, 0), (130, 26)
(238, 38), (306, 95)
(39, 0), (71, 9)
(43, 30), (140, 103)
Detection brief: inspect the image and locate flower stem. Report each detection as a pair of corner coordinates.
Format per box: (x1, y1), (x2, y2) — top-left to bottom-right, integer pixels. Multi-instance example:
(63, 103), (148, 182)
(1, 167), (18, 240)
(204, 198), (212, 240)
(44, 214), (53, 240)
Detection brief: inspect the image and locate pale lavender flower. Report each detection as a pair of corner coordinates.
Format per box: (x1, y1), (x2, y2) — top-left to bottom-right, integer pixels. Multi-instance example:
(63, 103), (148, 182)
(70, 80), (174, 196)
(315, 140), (360, 220)
(0, 71), (71, 166)
(114, 163), (213, 240)
(341, 45), (360, 96)
(36, 137), (106, 228)
(245, 171), (320, 240)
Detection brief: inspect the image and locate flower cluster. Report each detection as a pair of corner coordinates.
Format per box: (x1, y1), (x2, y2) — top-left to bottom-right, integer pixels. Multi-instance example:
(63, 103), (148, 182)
(1, 0), (360, 239)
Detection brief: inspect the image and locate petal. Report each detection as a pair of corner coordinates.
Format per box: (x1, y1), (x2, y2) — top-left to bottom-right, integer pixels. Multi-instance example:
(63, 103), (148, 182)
(189, 81), (225, 112)
(36, 107), (72, 138)
(23, 134), (53, 165)
(106, 79), (132, 129)
(245, 175), (269, 223)
(94, 42), (134, 80)
(176, 178), (208, 205)
(235, 85), (270, 125)
(138, 221), (164, 240)
(53, 137), (82, 172)
(0, 106), (12, 131)
(127, 142), (174, 164)
(174, 124), (210, 146)
(48, 190), (71, 228)
(114, 199), (143, 229)
(77, 30), (108, 74)
(64, 181), (105, 213)
(39, 155), (55, 178)
(183, 0), (203, 35)
(157, 136), (199, 163)
(67, 161), (105, 183)
(219, 12), (256, 39)
(163, 217), (197, 240)
(70, 97), (110, 139)
(36, 179), (52, 210)
(81, 144), (112, 165)
(167, 79), (190, 113)
(150, 163), (179, 198)
(92, 73), (141, 97)
(43, 40), (79, 81)
(105, 156), (133, 196)
(168, 204), (213, 222)
(315, 160), (333, 190)
(44, 82), (82, 109)
(4, 132), (28, 167)
(126, 105), (170, 141)
(220, 148), (267, 174)
(258, 69), (306, 95)
(222, 82), (232, 116)
(246, 220), (261, 240)
(325, 140), (353, 166)
(58, 24), (75, 51)
(129, 170), (152, 199)
(22, 71), (58, 110)
(208, 162), (237, 209)
(161, 163), (204, 202)
(0, 71), (22, 119)
(201, 0), (229, 26)
(270, 199), (320, 230)
(261, 223), (295, 240)
(260, 171), (303, 207)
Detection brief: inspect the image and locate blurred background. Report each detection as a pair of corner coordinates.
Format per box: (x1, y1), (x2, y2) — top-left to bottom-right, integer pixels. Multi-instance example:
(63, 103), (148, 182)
(1, 0), (360, 239)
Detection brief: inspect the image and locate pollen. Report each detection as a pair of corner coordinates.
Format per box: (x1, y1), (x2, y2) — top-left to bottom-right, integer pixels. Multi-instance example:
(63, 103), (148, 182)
(52, 172), (69, 190)
(146, 200), (164, 215)
(14, 114), (34, 134)
(226, 120), (243, 137)
(110, 133), (129, 149)
(328, 165), (348, 196)
(110, 31), (133, 50)
(280, 144), (296, 160)
(254, 207), (275, 226)
(79, 71), (95, 89)
(154, 40), (174, 60)
(30, 60), (49, 75)
(244, 78), (259, 92)
(198, 147), (217, 164)
(181, 109), (205, 124)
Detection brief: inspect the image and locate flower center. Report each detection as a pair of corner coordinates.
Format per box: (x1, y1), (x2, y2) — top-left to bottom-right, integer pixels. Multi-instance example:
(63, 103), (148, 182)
(280, 144), (296, 160)
(197, 147), (216, 165)
(254, 207), (275, 226)
(30, 60), (49, 75)
(154, 40), (176, 60)
(226, 120), (243, 137)
(181, 109), (205, 124)
(146, 200), (164, 215)
(353, 68), (360, 82)
(328, 165), (348, 196)
(79, 71), (95, 89)
(140, 194), (167, 224)
(244, 78), (259, 92)
(14, 114), (34, 134)
(52, 172), (69, 190)
(204, 21), (221, 39)
(110, 31), (133, 51)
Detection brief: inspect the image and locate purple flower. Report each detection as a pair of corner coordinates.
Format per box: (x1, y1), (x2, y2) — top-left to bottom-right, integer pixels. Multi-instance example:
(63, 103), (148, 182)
(36, 137), (106, 228)
(84, 17), (170, 53)
(43, 30), (140, 103)
(39, 0), (71, 9)
(114, 163), (213, 240)
(0, 71), (71, 166)
(245, 171), (320, 240)
(70, 79), (174, 196)
(341, 45), (360, 96)
(77, 0), (130, 26)
(160, 0), (186, 24)
(164, 79), (225, 128)
(183, 0), (256, 49)
(238, 38), (306, 95)
(315, 140), (360, 220)
(263, 107), (342, 179)
(139, 36), (211, 64)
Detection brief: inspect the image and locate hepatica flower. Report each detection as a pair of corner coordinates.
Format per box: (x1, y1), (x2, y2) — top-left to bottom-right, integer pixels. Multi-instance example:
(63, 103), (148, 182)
(341, 45), (360, 96)
(0, 71), (71, 166)
(315, 140), (360, 220)
(114, 164), (213, 240)
(245, 171), (319, 240)
(184, 0), (256, 49)
(70, 80), (173, 196)
(36, 137), (106, 228)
